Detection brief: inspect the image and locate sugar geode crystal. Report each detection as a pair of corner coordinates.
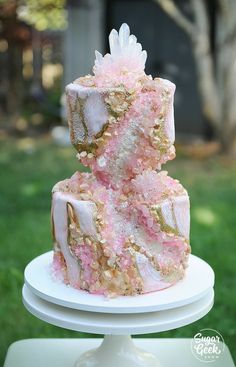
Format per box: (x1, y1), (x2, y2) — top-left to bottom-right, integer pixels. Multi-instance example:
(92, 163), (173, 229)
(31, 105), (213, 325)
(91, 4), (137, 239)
(52, 24), (190, 297)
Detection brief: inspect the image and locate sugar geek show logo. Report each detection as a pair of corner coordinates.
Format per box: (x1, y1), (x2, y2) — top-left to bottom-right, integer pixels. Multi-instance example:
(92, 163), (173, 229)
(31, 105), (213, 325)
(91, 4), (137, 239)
(191, 328), (225, 363)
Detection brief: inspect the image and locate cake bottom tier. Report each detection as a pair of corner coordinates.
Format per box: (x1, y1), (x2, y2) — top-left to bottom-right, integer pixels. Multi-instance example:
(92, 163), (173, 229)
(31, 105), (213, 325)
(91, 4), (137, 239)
(51, 171), (190, 297)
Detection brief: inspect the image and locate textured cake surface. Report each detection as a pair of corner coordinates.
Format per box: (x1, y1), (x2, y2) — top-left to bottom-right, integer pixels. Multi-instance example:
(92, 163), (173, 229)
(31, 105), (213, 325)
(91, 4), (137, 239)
(52, 24), (191, 297)
(66, 78), (175, 188)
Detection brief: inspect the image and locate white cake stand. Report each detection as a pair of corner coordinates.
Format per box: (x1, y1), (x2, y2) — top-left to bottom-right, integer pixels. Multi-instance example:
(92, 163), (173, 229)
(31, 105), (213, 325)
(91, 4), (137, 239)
(22, 251), (215, 367)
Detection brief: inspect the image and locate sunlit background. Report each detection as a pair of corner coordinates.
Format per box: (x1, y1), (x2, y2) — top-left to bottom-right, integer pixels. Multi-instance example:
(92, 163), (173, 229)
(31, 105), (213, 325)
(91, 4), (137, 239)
(0, 0), (236, 365)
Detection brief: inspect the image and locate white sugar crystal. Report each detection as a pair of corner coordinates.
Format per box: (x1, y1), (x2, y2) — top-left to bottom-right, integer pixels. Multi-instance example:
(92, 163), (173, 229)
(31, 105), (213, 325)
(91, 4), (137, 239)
(97, 156), (107, 167)
(94, 23), (147, 73)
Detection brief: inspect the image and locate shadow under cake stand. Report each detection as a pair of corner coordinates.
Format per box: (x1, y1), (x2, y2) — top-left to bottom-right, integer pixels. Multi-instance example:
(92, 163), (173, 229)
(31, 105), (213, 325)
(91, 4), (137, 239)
(22, 251), (215, 367)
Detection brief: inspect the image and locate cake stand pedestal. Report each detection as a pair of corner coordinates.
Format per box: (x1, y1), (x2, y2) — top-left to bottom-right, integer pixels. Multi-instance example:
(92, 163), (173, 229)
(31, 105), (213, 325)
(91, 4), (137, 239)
(22, 251), (215, 367)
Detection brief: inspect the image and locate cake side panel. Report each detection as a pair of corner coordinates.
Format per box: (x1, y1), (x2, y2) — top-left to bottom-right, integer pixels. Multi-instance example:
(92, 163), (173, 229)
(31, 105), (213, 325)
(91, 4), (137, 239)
(51, 173), (103, 291)
(66, 78), (176, 188)
(124, 170), (191, 292)
(51, 171), (190, 296)
(51, 191), (81, 287)
(66, 83), (109, 148)
(50, 174), (144, 296)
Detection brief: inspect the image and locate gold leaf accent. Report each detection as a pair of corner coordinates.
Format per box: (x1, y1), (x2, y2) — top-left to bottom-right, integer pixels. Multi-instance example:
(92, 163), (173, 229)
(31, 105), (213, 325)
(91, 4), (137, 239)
(67, 202), (81, 258)
(150, 204), (180, 237)
(77, 98), (89, 143)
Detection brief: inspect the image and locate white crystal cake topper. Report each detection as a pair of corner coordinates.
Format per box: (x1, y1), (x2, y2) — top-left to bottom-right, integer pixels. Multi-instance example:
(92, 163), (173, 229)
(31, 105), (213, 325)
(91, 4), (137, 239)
(93, 24), (147, 85)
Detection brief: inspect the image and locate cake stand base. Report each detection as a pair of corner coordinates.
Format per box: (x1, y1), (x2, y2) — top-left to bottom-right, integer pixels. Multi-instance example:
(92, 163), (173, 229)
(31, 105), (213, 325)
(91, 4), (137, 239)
(4, 339), (235, 367)
(22, 284), (214, 367)
(22, 285), (214, 335)
(19, 252), (216, 367)
(75, 335), (161, 367)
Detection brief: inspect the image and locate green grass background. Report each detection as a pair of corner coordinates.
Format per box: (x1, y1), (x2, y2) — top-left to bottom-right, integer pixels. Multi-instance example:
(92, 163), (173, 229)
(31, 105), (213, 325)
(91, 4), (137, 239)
(0, 138), (236, 364)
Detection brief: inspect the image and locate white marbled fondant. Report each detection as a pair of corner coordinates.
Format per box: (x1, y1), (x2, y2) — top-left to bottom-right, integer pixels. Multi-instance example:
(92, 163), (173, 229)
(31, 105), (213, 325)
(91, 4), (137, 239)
(135, 252), (171, 292)
(173, 196), (190, 240)
(161, 79), (176, 144)
(84, 93), (109, 138)
(66, 83), (109, 144)
(160, 195), (190, 239)
(52, 192), (81, 285)
(52, 191), (98, 285)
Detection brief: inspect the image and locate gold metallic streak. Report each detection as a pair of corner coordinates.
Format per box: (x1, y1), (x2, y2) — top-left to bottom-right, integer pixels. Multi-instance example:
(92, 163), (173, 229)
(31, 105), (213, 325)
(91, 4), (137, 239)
(150, 204), (180, 237)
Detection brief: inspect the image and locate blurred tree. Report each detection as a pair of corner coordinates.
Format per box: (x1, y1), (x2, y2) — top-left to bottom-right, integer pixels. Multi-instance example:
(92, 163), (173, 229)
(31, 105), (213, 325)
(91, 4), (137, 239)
(17, 0), (66, 31)
(154, 0), (236, 156)
(0, 0), (66, 127)
(0, 0), (30, 124)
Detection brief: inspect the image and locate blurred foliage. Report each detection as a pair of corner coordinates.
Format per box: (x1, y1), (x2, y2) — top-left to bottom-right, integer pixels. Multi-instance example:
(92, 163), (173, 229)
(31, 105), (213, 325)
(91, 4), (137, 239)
(18, 88), (62, 133)
(0, 138), (235, 365)
(0, 0), (65, 130)
(0, 0), (67, 31)
(18, 0), (67, 31)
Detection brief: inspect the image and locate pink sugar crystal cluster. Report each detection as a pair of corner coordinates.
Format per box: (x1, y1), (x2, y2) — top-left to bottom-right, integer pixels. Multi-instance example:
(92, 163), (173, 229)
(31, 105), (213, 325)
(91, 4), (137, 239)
(51, 24), (190, 297)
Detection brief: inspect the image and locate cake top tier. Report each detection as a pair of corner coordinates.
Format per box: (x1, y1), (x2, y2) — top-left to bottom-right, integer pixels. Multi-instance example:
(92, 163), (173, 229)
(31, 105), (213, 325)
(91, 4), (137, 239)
(77, 23), (147, 89)
(66, 24), (176, 187)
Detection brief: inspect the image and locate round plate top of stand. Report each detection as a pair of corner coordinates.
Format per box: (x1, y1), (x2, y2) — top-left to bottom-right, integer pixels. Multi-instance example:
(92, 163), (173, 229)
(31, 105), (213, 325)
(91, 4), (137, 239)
(22, 284), (214, 334)
(24, 251), (214, 314)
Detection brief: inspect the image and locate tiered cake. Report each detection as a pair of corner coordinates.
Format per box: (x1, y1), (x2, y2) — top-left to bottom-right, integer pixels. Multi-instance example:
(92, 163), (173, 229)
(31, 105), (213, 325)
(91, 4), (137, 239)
(51, 24), (190, 297)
